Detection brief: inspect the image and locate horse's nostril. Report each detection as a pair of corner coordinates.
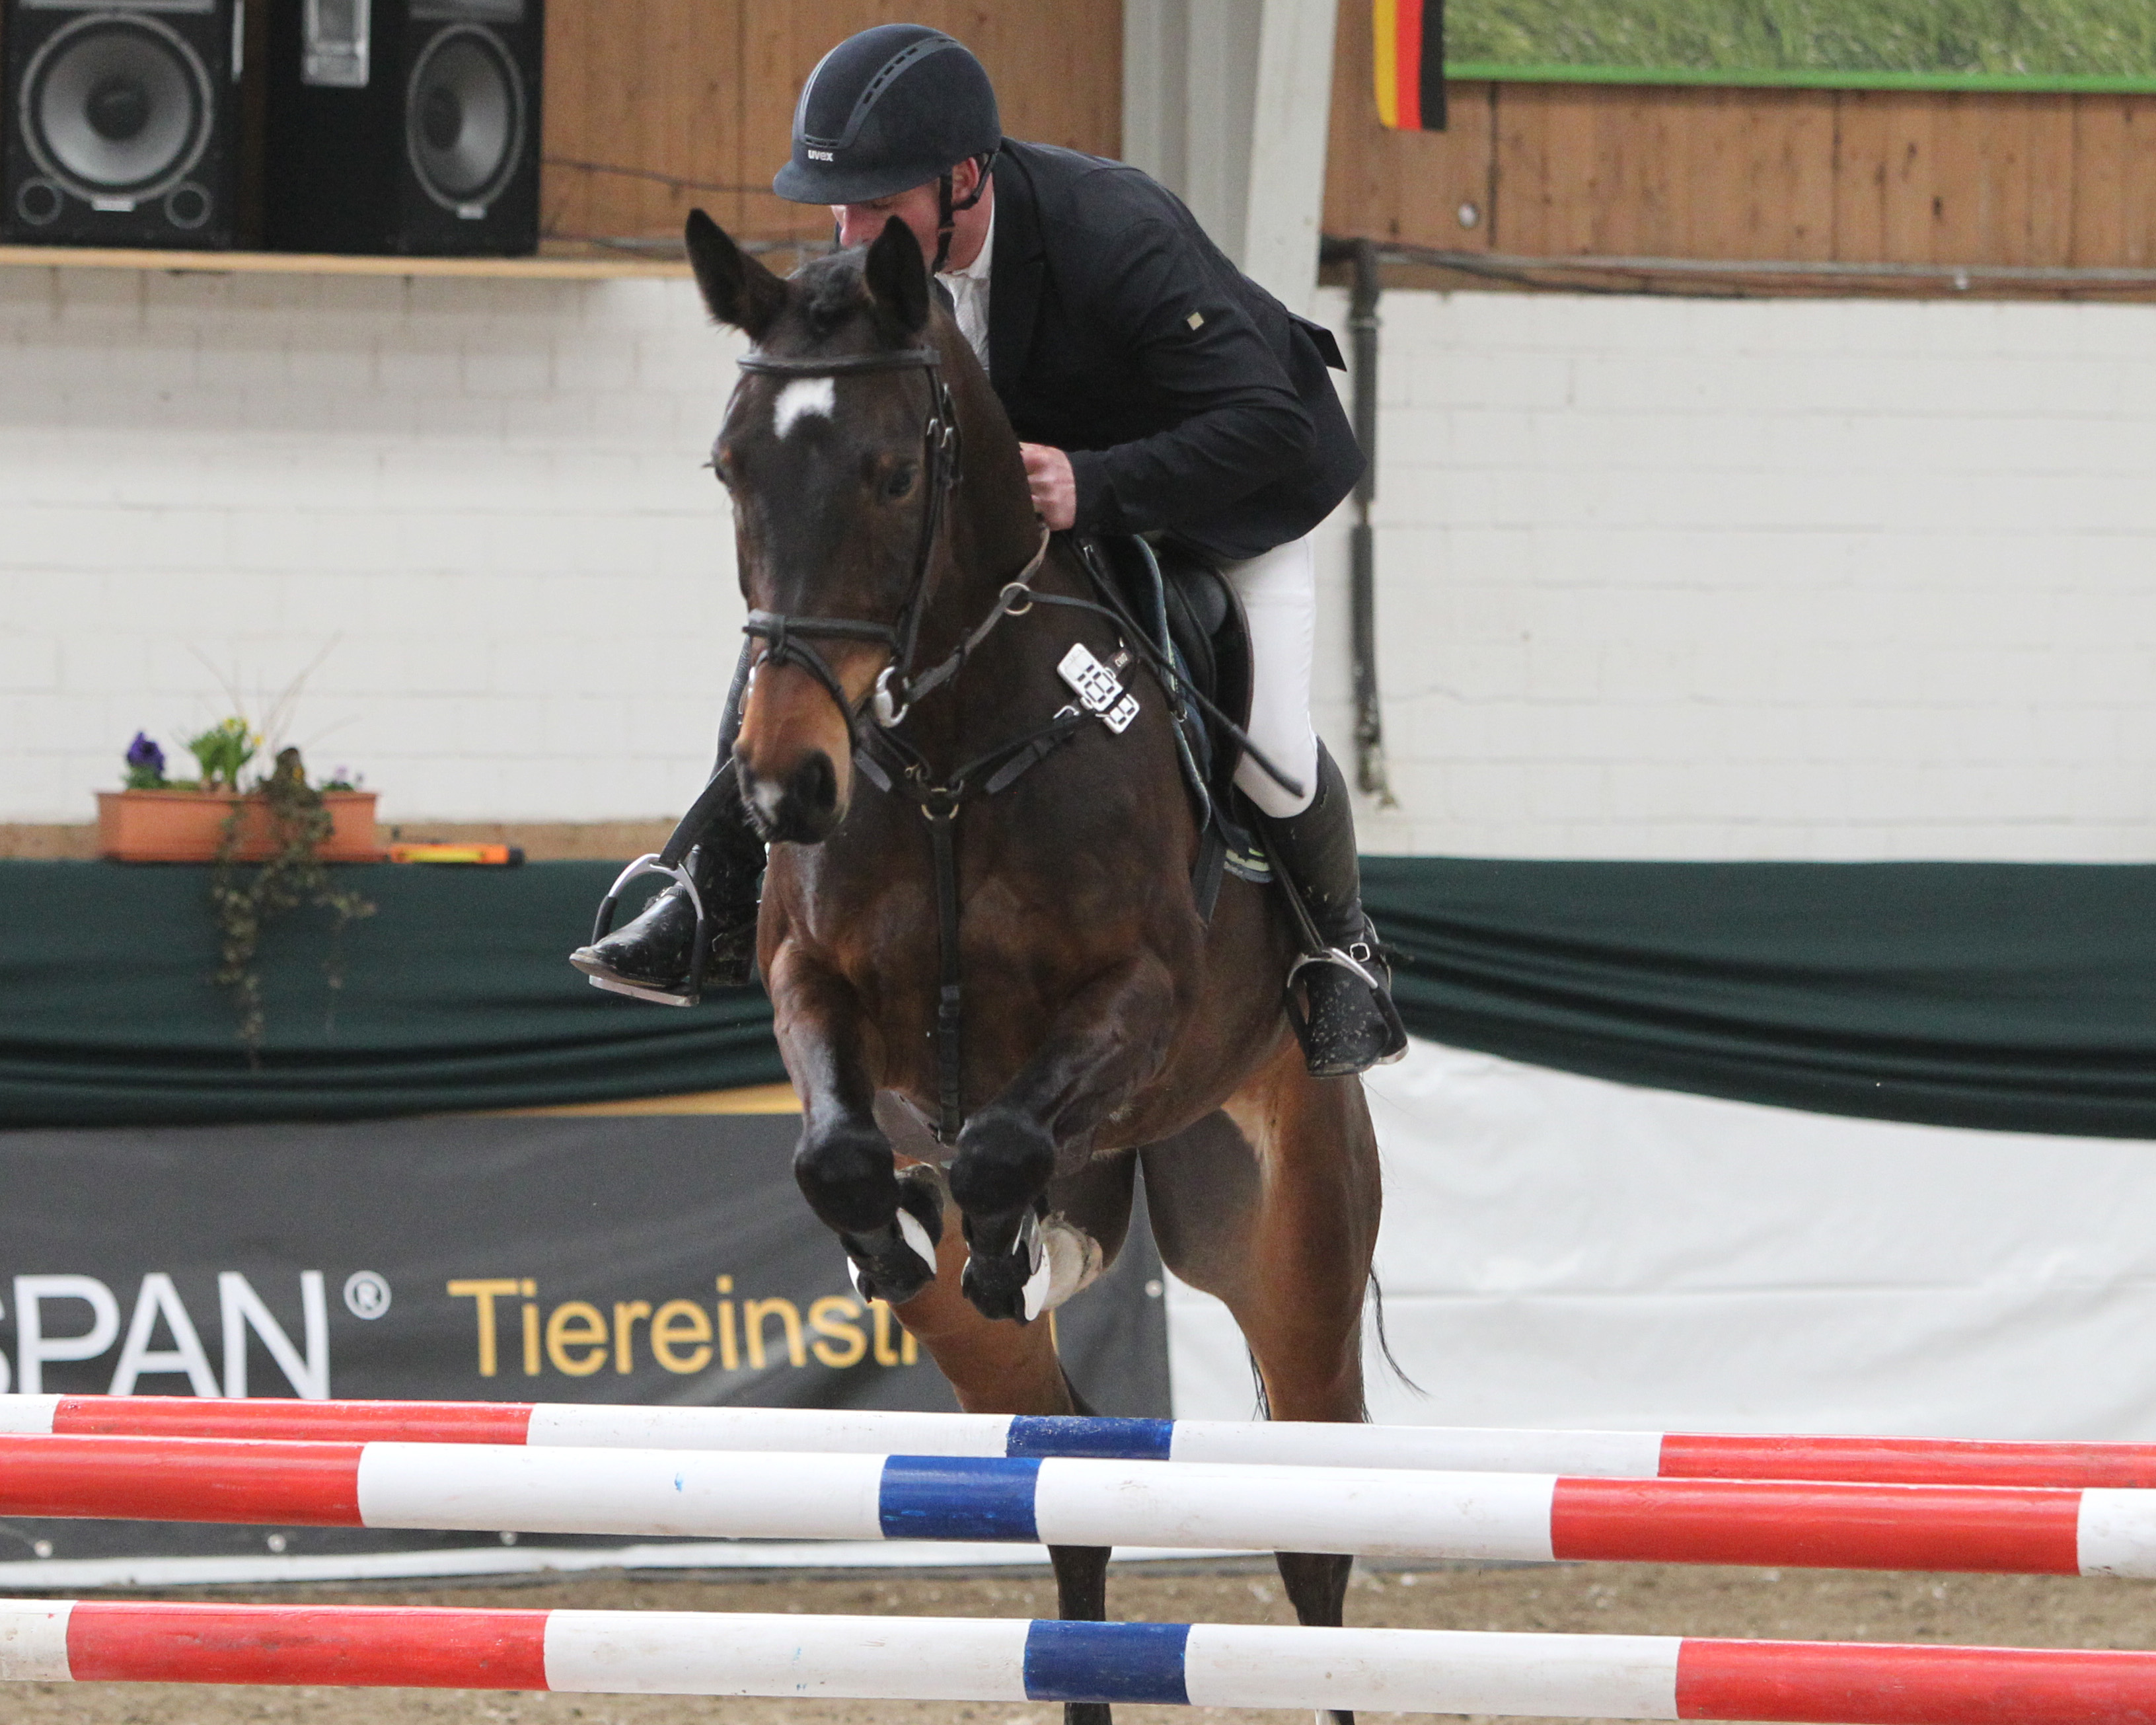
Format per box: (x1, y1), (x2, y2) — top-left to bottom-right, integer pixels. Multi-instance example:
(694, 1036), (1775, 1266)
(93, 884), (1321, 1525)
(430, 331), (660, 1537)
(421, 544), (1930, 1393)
(793, 751), (838, 814)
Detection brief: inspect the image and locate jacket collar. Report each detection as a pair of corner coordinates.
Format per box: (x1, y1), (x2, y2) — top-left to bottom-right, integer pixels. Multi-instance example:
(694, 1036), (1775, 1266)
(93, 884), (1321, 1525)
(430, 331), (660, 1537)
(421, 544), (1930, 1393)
(986, 141), (1045, 386)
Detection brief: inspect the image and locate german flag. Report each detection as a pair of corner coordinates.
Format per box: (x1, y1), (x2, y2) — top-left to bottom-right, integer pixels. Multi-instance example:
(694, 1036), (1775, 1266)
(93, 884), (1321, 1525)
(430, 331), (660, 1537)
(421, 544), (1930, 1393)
(1373, 0), (1446, 130)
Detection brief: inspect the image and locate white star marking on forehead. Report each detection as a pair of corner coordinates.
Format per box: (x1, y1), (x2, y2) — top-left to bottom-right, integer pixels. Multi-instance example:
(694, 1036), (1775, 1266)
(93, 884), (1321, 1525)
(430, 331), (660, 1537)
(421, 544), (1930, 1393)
(772, 376), (836, 438)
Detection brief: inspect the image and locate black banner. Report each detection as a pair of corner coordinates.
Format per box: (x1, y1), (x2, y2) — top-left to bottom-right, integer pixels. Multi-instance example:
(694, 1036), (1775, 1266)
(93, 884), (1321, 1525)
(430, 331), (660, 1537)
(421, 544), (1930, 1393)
(0, 1114), (1169, 1571)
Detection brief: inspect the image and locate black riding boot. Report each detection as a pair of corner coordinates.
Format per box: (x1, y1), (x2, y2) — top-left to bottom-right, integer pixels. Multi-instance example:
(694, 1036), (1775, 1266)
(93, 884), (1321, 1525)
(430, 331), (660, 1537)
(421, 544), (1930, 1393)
(1262, 743), (1408, 1079)
(572, 645), (765, 1005)
(570, 766), (767, 1003)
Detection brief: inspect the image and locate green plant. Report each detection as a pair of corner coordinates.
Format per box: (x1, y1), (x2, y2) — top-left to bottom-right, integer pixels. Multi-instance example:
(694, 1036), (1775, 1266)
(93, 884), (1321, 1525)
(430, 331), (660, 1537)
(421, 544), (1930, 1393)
(187, 716), (258, 791)
(209, 746), (375, 1061)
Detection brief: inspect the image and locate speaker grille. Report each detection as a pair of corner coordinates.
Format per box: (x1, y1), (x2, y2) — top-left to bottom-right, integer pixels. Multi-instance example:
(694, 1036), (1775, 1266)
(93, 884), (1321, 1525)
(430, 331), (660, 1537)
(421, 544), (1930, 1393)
(404, 23), (523, 214)
(19, 12), (212, 205)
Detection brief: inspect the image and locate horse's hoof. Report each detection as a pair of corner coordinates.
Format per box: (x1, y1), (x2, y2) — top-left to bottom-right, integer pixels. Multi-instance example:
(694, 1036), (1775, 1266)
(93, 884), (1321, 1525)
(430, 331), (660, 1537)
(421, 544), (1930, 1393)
(948, 1106), (1056, 1216)
(841, 1167), (944, 1305)
(960, 1207), (1047, 1323)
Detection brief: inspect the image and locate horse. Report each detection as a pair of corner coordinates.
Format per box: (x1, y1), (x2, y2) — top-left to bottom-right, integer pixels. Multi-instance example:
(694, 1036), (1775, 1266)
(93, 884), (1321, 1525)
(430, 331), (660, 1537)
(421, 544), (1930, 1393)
(684, 205), (1384, 1725)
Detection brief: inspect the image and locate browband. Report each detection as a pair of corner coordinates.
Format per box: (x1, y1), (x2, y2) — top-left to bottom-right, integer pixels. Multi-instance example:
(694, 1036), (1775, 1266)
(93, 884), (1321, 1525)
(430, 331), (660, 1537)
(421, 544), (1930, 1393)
(737, 348), (940, 376)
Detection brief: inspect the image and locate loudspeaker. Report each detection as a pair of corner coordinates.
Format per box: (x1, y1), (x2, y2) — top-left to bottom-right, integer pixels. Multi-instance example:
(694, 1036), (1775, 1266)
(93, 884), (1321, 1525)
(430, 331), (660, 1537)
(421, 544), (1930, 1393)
(3, 0), (245, 247)
(264, 0), (541, 256)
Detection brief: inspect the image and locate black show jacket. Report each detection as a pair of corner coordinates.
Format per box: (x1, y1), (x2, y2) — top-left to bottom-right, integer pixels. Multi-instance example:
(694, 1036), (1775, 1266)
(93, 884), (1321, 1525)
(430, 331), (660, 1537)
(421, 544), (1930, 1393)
(983, 139), (1364, 563)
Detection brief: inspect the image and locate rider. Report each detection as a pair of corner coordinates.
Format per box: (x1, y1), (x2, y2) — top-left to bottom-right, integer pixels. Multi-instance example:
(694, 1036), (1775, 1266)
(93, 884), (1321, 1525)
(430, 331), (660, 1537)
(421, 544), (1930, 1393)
(572, 22), (1406, 1079)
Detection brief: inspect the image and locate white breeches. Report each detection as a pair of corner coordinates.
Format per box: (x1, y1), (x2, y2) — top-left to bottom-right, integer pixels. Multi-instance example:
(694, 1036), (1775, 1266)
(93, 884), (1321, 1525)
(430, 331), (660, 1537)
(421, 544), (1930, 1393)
(1220, 532), (1319, 818)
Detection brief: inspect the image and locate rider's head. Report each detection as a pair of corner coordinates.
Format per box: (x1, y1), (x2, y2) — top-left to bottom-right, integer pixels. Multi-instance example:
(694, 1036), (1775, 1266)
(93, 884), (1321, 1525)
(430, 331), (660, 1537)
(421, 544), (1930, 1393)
(772, 24), (1000, 271)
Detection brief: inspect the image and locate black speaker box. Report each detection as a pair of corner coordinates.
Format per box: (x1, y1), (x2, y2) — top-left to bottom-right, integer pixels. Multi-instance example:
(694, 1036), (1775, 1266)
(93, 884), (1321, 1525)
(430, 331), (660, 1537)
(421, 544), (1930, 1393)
(3, 0), (246, 247)
(264, 0), (541, 256)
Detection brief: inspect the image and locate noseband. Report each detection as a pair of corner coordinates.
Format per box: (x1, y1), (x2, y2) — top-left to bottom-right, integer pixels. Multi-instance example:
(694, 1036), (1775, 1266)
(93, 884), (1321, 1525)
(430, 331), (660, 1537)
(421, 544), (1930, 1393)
(735, 345), (967, 736)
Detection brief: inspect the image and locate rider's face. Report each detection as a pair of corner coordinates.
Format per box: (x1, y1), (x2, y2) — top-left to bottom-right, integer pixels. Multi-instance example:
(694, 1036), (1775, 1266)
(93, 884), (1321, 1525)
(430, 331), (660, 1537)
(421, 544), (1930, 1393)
(831, 158), (984, 264)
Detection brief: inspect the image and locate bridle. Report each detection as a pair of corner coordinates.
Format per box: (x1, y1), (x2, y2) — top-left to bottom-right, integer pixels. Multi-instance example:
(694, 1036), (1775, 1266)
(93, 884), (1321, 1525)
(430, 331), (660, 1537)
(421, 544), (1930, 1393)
(731, 335), (1056, 1151)
(733, 342), (1049, 740)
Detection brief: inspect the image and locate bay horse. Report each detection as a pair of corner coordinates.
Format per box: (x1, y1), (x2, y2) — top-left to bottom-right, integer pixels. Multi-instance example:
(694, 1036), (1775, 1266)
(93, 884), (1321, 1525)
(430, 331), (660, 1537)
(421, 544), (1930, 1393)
(686, 206), (1383, 1725)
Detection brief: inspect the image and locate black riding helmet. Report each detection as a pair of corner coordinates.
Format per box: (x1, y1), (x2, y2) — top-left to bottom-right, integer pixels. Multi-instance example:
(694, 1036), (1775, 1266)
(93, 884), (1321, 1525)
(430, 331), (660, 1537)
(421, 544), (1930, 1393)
(773, 24), (1000, 270)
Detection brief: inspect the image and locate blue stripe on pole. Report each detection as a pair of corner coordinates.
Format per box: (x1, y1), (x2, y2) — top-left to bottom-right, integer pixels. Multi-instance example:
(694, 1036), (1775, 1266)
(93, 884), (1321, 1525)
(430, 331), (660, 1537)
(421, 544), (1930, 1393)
(877, 1455), (1041, 1541)
(1006, 1416), (1175, 1461)
(1022, 1619), (1193, 1703)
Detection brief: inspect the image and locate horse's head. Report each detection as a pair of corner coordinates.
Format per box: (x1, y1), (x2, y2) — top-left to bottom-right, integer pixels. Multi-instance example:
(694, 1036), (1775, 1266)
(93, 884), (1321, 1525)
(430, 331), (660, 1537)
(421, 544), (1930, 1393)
(687, 206), (952, 844)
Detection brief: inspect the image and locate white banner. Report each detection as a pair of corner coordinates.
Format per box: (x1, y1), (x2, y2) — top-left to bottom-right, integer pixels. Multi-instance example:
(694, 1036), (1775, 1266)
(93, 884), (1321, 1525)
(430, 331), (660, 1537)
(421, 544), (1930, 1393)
(1167, 1040), (2156, 1441)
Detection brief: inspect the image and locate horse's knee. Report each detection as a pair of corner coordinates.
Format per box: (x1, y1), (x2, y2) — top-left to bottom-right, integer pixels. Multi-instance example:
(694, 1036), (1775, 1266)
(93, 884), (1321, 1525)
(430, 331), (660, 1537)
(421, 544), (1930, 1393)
(948, 1106), (1055, 1219)
(792, 1120), (898, 1235)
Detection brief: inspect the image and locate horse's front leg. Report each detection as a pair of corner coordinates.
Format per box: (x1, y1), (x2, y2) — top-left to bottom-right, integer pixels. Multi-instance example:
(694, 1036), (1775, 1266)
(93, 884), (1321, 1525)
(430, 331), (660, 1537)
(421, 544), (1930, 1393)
(770, 951), (942, 1303)
(948, 954), (1175, 1322)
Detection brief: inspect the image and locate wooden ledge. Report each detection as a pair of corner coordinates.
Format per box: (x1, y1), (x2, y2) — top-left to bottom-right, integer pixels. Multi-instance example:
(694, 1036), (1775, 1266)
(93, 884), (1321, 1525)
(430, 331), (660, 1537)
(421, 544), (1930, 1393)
(0, 245), (690, 280)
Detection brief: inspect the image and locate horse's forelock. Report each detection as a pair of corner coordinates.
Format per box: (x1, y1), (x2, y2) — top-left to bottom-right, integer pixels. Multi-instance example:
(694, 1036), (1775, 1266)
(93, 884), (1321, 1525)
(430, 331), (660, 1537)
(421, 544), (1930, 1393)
(768, 245), (949, 356)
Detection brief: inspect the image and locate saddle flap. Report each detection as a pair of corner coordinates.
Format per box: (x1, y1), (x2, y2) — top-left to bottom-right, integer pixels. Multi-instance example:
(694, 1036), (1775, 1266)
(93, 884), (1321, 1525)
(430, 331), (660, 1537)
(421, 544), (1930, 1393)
(1082, 534), (1264, 917)
(1149, 540), (1255, 783)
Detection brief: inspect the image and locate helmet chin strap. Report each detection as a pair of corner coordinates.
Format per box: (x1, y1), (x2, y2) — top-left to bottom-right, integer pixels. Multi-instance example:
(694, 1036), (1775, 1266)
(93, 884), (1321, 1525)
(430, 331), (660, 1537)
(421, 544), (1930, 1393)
(932, 149), (997, 275)
(933, 170), (955, 273)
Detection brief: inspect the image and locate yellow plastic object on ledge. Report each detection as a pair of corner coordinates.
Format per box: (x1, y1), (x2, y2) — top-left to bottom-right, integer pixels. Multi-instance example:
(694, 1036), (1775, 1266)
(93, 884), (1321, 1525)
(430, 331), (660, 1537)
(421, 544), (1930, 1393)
(388, 843), (525, 865)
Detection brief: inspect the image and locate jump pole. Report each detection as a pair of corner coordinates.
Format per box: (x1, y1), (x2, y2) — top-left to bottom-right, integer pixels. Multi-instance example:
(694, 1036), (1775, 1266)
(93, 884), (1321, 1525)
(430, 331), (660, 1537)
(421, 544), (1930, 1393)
(4, 1599), (2154, 1722)
(7, 1434), (2156, 1576)
(12, 1395), (2156, 1489)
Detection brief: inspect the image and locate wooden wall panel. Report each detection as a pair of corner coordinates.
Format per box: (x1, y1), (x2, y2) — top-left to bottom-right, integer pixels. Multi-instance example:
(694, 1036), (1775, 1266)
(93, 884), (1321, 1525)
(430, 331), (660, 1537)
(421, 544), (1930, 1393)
(1323, 17), (2156, 279)
(1323, 1), (1494, 250)
(540, 2), (1120, 249)
(539, 5), (2156, 280)
(2069, 99), (2156, 266)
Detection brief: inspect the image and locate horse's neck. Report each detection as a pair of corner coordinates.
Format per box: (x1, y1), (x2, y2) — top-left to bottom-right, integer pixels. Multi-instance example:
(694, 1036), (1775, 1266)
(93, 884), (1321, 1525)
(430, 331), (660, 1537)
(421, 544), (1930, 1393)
(951, 328), (1040, 562)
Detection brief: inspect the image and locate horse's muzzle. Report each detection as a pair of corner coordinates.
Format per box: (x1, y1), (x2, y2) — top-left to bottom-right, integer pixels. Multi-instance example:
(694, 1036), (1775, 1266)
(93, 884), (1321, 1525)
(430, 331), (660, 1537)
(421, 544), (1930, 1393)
(742, 749), (844, 843)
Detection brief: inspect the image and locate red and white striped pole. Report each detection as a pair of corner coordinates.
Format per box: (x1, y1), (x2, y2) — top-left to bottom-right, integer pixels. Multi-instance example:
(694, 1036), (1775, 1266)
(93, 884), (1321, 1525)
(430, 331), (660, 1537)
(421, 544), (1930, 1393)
(3, 1434), (2155, 1576)
(13, 1396), (2156, 1489)
(0, 1599), (2150, 1721)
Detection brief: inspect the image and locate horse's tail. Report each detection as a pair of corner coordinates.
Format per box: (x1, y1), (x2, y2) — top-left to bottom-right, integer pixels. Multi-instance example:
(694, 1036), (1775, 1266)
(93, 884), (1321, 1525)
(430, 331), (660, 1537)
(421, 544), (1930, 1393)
(1244, 1266), (1428, 1422)
(1366, 1266), (1427, 1405)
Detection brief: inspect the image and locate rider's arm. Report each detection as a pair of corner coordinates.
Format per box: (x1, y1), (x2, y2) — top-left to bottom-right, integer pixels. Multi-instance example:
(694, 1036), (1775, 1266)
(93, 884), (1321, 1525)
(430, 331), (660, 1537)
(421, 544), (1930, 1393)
(1062, 216), (1316, 539)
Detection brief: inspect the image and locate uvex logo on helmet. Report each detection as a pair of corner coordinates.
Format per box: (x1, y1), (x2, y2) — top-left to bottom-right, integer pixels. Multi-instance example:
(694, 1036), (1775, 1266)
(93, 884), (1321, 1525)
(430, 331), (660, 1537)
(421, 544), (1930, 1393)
(772, 23), (1001, 210)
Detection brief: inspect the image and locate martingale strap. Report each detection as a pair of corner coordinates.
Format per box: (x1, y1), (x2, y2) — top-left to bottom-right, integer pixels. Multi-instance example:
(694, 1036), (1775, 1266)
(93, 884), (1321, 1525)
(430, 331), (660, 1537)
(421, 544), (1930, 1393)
(862, 707), (1090, 1144)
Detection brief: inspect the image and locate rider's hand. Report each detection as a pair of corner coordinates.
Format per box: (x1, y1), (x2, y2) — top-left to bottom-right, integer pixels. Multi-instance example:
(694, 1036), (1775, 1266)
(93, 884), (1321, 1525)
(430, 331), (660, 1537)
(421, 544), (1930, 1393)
(1019, 443), (1077, 530)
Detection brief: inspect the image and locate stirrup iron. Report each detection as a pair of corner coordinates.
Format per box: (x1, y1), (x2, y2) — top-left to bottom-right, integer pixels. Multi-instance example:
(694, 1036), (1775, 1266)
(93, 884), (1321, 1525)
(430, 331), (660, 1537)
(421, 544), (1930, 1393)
(583, 849), (708, 1007)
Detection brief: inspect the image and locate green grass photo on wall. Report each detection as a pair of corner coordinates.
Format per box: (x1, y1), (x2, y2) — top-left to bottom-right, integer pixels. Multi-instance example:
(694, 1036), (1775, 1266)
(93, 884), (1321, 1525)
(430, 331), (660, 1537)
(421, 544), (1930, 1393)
(1444, 0), (2156, 91)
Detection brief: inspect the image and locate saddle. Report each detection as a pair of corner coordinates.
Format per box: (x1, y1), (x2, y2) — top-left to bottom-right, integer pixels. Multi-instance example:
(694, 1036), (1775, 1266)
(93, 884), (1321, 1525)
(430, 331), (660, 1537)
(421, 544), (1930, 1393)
(1080, 533), (1269, 921)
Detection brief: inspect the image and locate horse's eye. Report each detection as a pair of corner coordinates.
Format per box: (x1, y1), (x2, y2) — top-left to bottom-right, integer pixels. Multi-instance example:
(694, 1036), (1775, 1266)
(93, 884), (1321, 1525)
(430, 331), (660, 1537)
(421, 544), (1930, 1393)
(881, 464), (918, 500)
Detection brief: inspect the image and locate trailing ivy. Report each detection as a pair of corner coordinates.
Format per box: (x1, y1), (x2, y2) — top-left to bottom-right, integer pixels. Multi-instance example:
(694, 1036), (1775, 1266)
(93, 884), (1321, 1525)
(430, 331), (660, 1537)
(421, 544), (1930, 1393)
(209, 747), (375, 1061)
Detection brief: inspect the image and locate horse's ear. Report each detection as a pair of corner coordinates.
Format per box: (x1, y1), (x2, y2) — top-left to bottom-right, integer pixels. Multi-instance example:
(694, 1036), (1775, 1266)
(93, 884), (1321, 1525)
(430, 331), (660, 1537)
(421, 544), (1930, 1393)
(685, 208), (786, 340)
(864, 215), (930, 336)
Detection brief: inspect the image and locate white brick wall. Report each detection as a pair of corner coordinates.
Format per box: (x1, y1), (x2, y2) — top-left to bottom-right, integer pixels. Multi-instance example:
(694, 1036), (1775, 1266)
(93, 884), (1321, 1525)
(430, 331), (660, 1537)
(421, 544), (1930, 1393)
(7, 262), (2156, 860)
(0, 264), (747, 827)
(1310, 286), (2156, 861)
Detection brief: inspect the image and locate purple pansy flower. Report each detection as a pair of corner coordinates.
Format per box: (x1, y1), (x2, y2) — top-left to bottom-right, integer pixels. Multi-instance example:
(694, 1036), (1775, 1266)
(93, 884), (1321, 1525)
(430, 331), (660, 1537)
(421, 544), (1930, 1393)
(125, 732), (165, 777)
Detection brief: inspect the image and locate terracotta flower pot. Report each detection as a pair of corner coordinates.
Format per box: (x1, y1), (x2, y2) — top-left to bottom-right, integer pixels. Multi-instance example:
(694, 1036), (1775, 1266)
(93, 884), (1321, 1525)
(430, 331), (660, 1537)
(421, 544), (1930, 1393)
(96, 789), (384, 864)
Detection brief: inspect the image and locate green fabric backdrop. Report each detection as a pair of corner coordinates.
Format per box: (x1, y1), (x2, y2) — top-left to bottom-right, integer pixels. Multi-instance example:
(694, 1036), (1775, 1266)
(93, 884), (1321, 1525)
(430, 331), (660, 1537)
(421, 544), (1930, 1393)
(1371, 857), (2156, 1140)
(5, 859), (2153, 1137)
(0, 861), (784, 1128)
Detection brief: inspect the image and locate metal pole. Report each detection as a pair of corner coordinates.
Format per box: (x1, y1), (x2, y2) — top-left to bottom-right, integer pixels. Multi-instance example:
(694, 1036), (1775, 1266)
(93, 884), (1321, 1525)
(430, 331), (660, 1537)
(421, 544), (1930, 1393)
(1324, 236), (1395, 804)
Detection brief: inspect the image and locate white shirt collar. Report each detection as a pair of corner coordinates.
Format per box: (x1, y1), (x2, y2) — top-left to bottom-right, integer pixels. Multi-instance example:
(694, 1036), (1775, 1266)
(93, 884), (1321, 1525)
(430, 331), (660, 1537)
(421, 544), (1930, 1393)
(938, 200), (994, 371)
(940, 198), (995, 287)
